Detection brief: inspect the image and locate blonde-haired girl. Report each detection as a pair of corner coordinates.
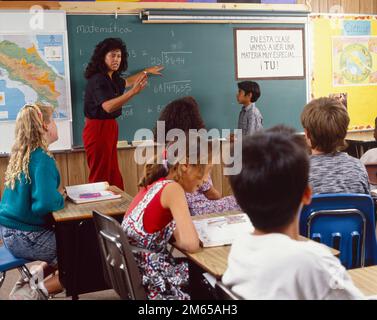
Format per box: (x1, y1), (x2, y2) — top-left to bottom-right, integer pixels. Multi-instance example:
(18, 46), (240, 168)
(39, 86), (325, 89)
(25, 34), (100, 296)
(122, 137), (212, 300)
(0, 104), (64, 299)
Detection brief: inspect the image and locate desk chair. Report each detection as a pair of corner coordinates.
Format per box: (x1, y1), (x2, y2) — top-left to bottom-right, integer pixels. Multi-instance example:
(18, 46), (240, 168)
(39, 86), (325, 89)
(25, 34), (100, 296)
(92, 210), (146, 300)
(365, 164), (377, 186)
(214, 281), (241, 300)
(0, 245), (48, 299)
(299, 193), (377, 269)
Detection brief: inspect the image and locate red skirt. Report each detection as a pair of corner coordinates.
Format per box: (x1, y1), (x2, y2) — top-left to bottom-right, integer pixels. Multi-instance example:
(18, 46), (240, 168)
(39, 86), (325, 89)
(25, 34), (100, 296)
(83, 118), (124, 190)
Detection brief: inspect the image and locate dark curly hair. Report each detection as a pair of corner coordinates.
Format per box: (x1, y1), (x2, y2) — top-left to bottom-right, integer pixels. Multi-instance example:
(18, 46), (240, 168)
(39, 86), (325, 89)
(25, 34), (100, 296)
(84, 38), (129, 79)
(153, 96), (206, 141)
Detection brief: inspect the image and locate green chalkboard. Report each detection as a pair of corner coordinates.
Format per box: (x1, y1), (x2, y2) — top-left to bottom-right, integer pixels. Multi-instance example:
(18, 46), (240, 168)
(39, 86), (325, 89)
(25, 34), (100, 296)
(67, 15), (307, 146)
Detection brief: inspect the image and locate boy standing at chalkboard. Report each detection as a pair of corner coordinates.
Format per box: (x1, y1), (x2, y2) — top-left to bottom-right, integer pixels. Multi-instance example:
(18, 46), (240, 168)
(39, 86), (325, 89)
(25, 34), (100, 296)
(236, 81), (263, 136)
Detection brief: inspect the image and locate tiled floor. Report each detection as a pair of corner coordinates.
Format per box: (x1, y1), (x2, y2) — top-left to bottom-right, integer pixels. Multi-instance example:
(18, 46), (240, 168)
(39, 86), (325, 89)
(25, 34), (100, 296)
(0, 262), (120, 300)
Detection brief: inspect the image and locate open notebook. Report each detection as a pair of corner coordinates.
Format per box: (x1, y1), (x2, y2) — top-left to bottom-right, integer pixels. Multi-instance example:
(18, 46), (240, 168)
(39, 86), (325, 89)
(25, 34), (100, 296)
(65, 182), (121, 204)
(193, 213), (254, 248)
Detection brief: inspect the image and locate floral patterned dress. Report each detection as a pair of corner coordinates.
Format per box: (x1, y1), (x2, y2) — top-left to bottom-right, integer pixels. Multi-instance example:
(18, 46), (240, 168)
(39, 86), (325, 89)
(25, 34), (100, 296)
(185, 176), (241, 216)
(121, 180), (190, 300)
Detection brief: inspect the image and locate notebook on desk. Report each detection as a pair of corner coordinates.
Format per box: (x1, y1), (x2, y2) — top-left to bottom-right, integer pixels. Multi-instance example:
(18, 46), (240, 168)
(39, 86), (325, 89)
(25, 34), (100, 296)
(193, 213), (254, 248)
(65, 182), (121, 204)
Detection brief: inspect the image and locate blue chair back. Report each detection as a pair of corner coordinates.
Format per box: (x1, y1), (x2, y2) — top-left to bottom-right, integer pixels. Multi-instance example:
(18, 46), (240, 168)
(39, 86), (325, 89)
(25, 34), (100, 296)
(299, 193), (377, 269)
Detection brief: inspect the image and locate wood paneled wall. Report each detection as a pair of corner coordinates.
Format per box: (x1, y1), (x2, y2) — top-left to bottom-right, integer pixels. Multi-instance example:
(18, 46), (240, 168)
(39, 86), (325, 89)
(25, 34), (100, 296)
(3, 1), (376, 15)
(0, 148), (231, 198)
(305, 0), (377, 13)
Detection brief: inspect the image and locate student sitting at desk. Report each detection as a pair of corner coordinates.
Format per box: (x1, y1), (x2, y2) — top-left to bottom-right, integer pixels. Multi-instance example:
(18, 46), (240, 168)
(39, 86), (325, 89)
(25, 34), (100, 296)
(153, 96), (240, 216)
(360, 117), (377, 165)
(0, 104), (65, 299)
(222, 127), (365, 300)
(122, 137), (212, 299)
(301, 97), (370, 194)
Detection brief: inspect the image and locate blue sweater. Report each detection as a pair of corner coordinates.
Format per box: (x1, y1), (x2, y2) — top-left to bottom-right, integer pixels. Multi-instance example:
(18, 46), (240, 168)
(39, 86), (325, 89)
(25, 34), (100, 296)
(0, 148), (64, 231)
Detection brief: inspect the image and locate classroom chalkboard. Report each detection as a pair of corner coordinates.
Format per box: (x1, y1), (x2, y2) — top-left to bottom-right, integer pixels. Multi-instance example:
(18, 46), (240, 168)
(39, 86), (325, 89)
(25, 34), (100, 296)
(67, 14), (307, 147)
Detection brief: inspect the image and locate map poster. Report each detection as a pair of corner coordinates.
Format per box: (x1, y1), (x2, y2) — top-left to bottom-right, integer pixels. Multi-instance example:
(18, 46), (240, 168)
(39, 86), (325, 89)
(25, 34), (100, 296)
(0, 34), (70, 121)
(0, 11), (72, 153)
(332, 36), (377, 86)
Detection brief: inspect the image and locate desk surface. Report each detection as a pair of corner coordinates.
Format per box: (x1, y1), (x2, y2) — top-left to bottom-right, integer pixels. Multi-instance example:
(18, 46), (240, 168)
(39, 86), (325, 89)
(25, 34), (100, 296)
(348, 266), (377, 296)
(183, 211), (340, 279)
(52, 186), (133, 222)
(346, 131), (375, 143)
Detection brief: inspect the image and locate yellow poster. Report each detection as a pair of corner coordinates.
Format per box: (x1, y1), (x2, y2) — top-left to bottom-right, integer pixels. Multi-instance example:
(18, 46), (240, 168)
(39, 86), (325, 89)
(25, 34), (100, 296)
(311, 15), (377, 130)
(333, 36), (377, 86)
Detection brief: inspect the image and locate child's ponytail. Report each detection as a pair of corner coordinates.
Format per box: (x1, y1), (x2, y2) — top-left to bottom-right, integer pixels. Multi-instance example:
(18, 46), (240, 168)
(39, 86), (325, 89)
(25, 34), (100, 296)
(138, 153), (169, 188)
(138, 136), (214, 188)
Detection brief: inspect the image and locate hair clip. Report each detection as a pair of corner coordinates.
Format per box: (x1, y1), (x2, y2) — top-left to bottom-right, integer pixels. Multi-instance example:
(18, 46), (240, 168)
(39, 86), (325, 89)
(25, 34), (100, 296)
(162, 148), (167, 160)
(162, 159), (169, 172)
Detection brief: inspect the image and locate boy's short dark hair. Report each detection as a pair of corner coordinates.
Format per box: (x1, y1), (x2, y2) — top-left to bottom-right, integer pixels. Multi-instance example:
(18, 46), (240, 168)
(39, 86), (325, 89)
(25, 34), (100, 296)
(301, 97), (349, 153)
(237, 81), (261, 103)
(230, 128), (309, 231)
(266, 124), (309, 152)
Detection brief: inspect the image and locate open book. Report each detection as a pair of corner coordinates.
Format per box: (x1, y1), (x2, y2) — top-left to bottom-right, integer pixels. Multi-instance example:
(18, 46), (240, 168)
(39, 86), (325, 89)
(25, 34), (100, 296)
(193, 213), (254, 248)
(65, 182), (121, 204)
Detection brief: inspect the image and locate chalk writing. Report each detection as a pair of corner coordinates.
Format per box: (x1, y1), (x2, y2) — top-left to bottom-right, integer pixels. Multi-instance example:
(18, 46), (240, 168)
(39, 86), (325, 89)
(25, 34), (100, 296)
(153, 80), (192, 95)
(119, 105), (134, 120)
(150, 51), (192, 66)
(76, 23), (132, 34)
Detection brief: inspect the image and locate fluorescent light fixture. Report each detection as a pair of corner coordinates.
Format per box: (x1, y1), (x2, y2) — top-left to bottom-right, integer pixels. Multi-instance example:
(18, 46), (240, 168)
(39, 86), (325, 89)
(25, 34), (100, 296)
(140, 9), (309, 23)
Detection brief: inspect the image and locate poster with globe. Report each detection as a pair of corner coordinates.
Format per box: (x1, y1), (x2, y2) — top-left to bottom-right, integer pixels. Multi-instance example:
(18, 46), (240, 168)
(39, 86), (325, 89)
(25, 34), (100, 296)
(332, 36), (377, 86)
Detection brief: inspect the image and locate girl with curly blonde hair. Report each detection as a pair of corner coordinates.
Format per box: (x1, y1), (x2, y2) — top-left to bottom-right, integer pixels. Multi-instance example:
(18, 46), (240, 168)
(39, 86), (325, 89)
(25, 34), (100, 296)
(0, 104), (64, 299)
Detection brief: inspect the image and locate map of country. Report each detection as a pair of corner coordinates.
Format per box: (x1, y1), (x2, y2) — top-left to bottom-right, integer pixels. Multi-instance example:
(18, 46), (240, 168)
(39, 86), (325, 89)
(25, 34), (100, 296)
(0, 34), (69, 121)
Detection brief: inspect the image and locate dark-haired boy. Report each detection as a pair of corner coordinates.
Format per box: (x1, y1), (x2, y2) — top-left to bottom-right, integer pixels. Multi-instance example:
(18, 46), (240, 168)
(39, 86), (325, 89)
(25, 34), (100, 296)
(236, 81), (263, 136)
(222, 128), (364, 300)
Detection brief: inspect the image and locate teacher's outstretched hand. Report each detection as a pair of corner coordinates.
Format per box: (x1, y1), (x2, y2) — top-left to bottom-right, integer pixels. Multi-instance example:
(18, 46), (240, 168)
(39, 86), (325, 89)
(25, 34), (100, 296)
(129, 72), (148, 96)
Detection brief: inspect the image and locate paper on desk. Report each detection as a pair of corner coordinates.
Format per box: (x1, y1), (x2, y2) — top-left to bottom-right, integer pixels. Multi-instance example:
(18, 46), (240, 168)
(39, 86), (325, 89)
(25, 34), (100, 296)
(65, 181), (121, 204)
(193, 213), (254, 247)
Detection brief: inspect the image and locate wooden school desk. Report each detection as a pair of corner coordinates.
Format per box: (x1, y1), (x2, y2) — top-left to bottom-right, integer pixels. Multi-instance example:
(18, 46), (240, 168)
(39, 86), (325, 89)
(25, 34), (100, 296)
(52, 187), (133, 299)
(178, 211), (340, 279)
(346, 131), (376, 158)
(348, 266), (377, 296)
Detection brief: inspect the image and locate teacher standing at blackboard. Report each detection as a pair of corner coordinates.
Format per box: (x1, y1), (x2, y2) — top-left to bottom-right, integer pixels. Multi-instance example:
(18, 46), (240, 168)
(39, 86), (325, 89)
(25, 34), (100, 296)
(83, 38), (163, 190)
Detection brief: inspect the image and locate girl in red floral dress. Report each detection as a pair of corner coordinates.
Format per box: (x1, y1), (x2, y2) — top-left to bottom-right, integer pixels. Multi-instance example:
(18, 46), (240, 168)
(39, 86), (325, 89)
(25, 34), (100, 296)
(122, 138), (212, 299)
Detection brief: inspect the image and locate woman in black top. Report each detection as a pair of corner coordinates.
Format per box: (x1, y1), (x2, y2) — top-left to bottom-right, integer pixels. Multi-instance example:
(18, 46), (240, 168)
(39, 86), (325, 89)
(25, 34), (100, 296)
(83, 38), (163, 190)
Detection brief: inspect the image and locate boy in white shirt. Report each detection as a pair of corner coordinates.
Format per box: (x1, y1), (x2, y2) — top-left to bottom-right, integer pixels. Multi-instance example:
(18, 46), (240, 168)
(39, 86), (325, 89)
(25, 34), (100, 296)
(222, 127), (365, 300)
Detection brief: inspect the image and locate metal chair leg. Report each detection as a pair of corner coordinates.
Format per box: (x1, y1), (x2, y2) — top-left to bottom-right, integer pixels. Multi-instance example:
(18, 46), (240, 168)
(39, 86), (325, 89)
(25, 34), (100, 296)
(19, 265), (49, 300)
(0, 271), (5, 289)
